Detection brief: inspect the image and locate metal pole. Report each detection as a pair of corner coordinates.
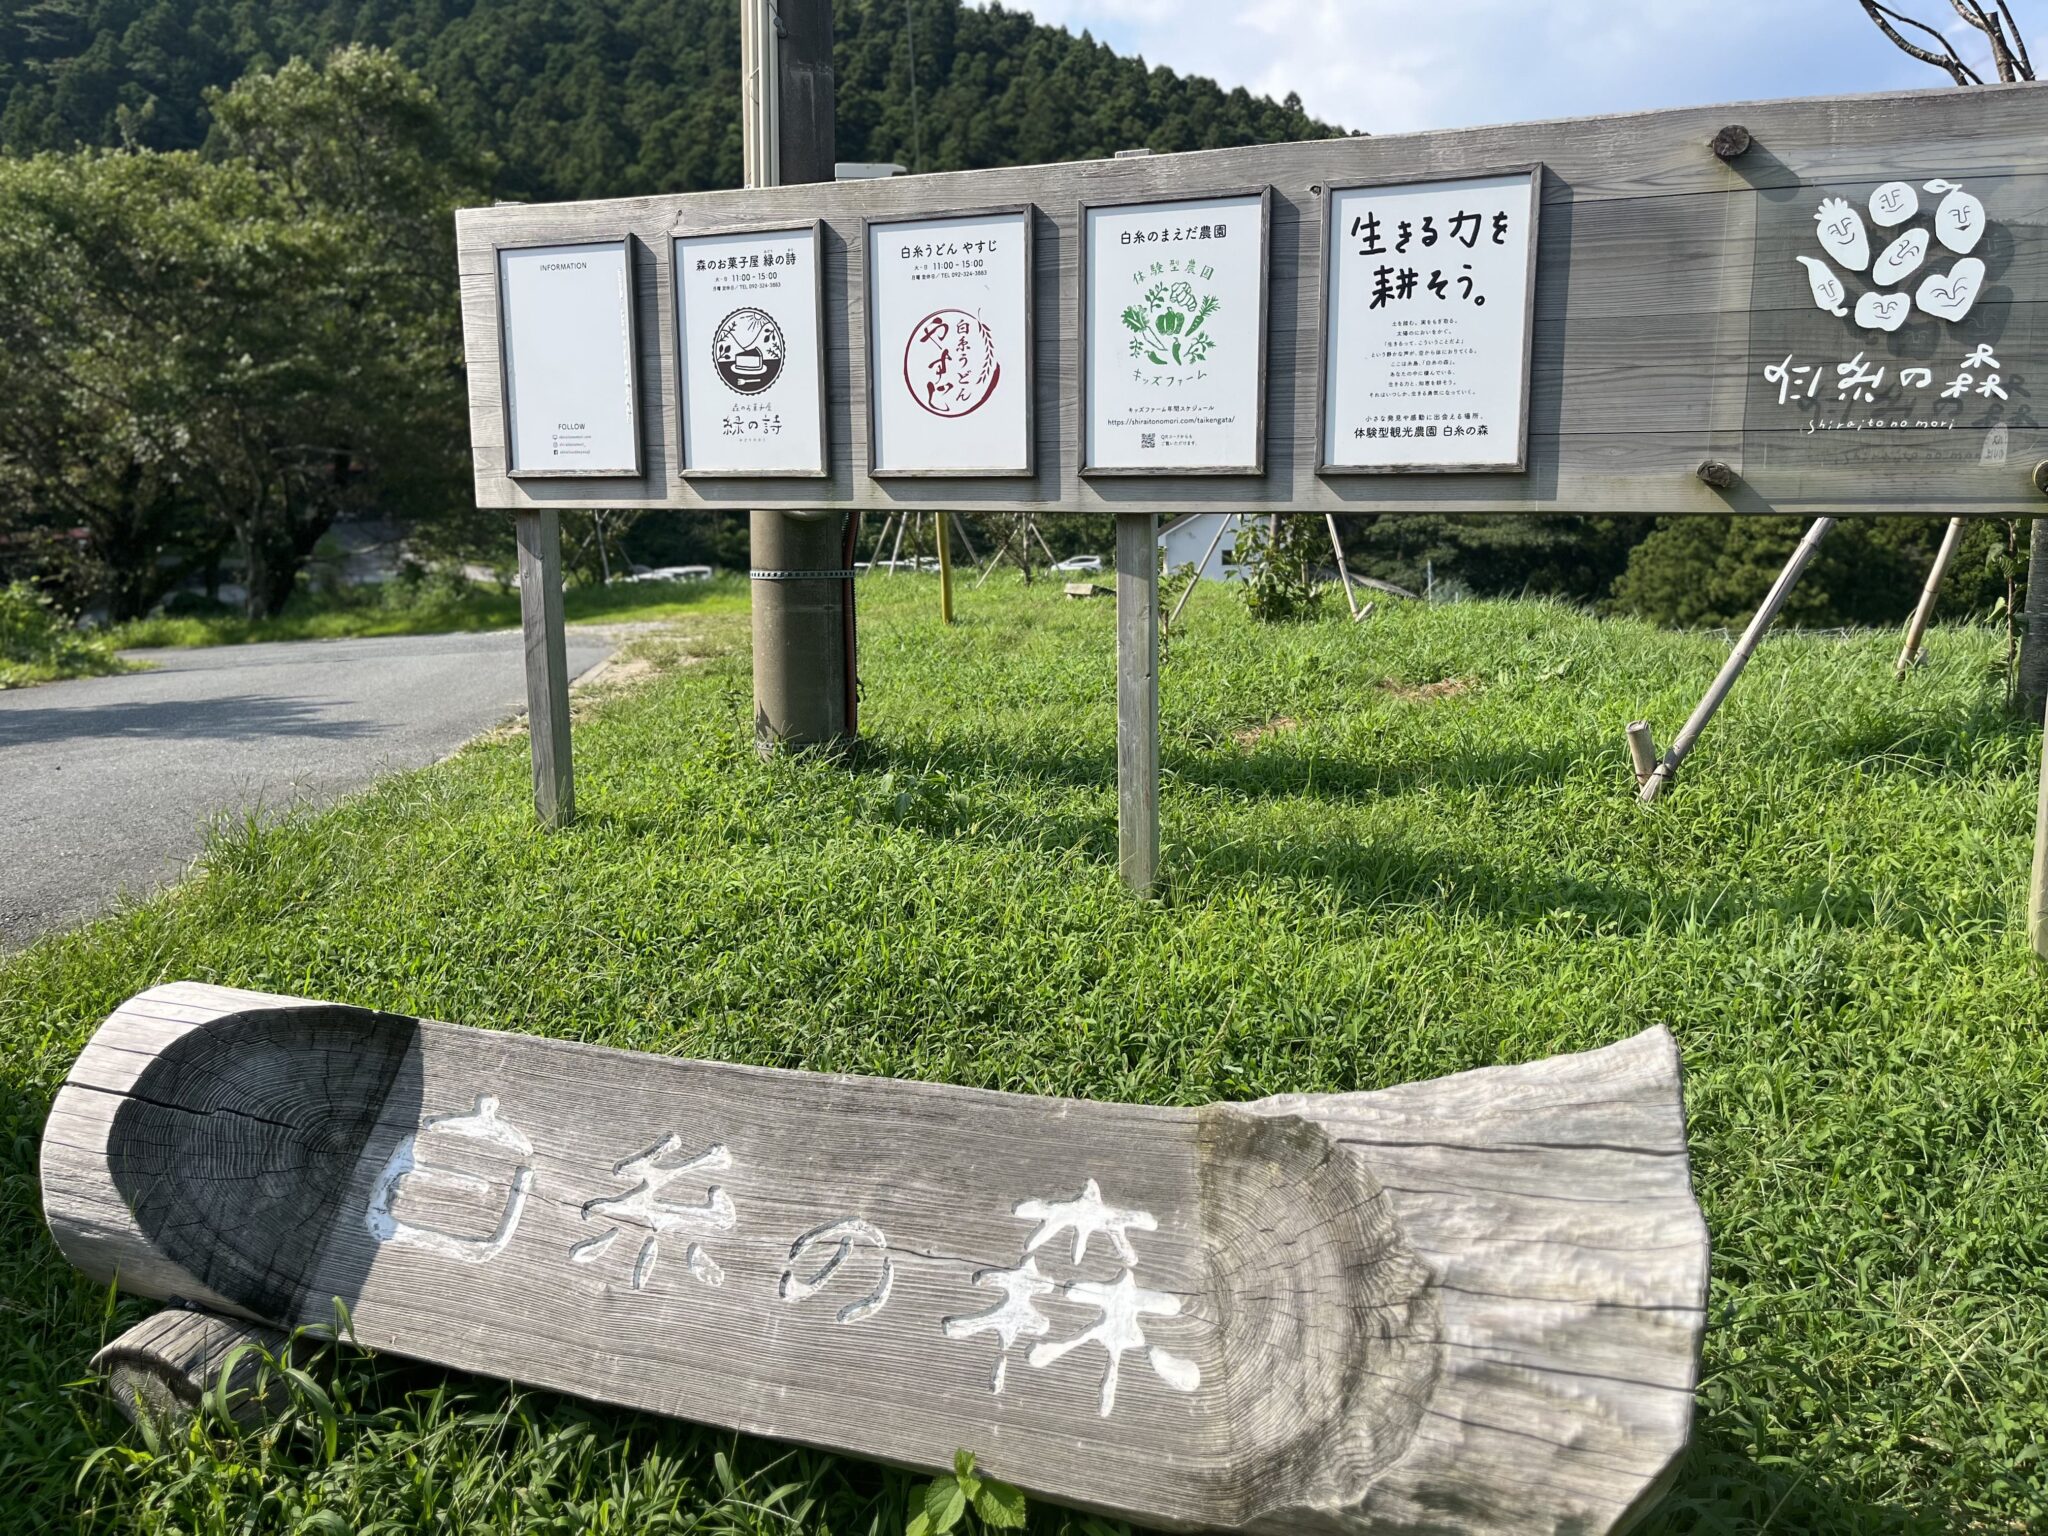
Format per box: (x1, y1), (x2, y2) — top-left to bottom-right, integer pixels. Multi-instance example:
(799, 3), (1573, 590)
(1895, 516), (1966, 676)
(1639, 516), (1835, 803)
(745, 0), (852, 756)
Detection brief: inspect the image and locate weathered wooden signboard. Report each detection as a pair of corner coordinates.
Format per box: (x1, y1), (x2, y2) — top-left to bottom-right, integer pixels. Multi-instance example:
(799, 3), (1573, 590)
(44, 983), (1709, 1534)
(457, 81), (2047, 517)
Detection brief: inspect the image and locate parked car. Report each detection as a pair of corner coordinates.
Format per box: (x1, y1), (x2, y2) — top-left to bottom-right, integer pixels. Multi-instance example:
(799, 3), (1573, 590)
(1052, 555), (1104, 572)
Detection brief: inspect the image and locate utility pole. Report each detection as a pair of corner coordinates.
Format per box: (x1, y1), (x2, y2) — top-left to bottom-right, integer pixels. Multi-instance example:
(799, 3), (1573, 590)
(744, 0), (857, 755)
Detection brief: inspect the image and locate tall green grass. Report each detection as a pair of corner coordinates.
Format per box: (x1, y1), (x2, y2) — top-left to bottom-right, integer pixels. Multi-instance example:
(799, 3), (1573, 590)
(0, 581), (135, 687)
(2, 580), (2043, 1533)
(109, 574), (750, 649)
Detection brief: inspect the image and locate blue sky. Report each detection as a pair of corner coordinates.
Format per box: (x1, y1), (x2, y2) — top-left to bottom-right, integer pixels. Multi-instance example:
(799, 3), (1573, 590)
(988, 1), (2039, 134)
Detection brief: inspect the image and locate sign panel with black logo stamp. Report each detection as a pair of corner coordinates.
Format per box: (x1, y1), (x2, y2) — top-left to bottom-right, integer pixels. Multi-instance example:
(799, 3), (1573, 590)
(674, 223), (827, 477)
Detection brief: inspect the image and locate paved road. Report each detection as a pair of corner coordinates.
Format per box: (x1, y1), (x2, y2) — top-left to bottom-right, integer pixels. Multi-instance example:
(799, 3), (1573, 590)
(0, 629), (613, 950)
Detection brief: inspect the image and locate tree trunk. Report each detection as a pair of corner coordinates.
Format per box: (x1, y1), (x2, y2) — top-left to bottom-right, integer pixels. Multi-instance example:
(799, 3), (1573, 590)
(2020, 516), (2048, 708)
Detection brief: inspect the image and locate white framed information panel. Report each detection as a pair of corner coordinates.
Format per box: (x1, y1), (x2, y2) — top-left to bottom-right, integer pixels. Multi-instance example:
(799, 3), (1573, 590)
(863, 206), (1033, 477)
(673, 223), (827, 477)
(1081, 189), (1270, 475)
(496, 238), (641, 478)
(1318, 168), (1540, 474)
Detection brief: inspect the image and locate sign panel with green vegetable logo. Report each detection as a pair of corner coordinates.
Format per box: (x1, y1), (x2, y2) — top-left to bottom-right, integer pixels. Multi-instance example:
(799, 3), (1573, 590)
(1081, 189), (1270, 475)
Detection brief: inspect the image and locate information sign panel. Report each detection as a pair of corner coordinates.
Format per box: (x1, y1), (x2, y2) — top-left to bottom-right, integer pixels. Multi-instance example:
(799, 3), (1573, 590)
(498, 239), (640, 478)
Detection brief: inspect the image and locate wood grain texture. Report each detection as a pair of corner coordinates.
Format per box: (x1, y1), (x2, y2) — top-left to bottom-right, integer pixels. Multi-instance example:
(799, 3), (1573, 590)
(516, 509), (574, 826)
(455, 81), (2048, 517)
(94, 1310), (291, 1428)
(1116, 512), (1160, 896)
(43, 983), (1707, 1534)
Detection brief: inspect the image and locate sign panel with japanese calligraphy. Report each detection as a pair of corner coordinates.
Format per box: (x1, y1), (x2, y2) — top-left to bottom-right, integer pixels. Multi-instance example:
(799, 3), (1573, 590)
(674, 223), (827, 477)
(864, 207), (1033, 476)
(497, 239), (641, 478)
(45, 982), (1708, 1536)
(1318, 170), (1539, 473)
(1081, 191), (1270, 474)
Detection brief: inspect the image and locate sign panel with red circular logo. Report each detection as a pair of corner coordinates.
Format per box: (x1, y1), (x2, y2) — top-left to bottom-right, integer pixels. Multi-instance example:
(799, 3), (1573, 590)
(865, 208), (1032, 475)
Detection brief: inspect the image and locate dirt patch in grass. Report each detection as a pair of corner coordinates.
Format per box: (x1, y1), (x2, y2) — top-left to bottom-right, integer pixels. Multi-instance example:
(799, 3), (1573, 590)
(1231, 715), (1299, 746)
(469, 621), (731, 751)
(1379, 677), (1477, 703)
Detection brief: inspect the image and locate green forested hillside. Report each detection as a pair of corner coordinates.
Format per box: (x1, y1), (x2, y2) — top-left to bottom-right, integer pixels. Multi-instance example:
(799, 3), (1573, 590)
(0, 0), (1342, 201)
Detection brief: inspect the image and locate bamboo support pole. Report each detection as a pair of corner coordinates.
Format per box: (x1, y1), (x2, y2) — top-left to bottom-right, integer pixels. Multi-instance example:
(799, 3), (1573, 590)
(936, 511), (954, 624)
(1326, 513), (1363, 619)
(1168, 514), (1237, 629)
(1638, 516), (1836, 804)
(973, 515), (1021, 588)
(1895, 516), (1966, 676)
(1625, 721), (1658, 788)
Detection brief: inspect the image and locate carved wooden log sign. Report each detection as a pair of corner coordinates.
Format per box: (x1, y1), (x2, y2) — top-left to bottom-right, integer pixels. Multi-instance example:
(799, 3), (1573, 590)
(41, 984), (1710, 1533)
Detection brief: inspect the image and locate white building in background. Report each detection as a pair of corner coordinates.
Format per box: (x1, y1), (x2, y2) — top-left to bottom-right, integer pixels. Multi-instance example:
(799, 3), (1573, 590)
(1158, 512), (1255, 583)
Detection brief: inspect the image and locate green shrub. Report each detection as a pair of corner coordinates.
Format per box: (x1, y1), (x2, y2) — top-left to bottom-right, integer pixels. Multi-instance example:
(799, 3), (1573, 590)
(1232, 516), (1326, 623)
(0, 582), (128, 686)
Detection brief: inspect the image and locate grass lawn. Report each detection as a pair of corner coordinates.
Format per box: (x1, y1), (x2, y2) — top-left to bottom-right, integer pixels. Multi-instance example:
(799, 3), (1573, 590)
(3, 577), (2044, 1533)
(107, 573), (751, 648)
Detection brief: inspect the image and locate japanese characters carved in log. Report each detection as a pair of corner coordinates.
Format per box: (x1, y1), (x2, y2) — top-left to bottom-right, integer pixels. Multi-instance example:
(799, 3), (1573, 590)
(40, 984), (1710, 1534)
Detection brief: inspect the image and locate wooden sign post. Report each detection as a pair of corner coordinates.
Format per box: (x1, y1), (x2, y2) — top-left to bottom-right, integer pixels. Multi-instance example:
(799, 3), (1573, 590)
(455, 83), (2048, 904)
(44, 982), (1708, 1534)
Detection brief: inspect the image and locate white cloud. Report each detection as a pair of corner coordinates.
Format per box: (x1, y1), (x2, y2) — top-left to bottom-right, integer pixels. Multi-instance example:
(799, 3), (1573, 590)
(983, 0), (1971, 134)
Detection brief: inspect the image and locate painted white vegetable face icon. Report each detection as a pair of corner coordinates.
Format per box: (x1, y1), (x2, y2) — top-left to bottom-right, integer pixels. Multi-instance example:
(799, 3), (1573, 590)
(1814, 196), (1870, 271)
(1855, 290), (1911, 333)
(1916, 257), (1985, 322)
(1868, 181), (1918, 227)
(1872, 227), (1929, 288)
(1796, 255), (1848, 316)
(1926, 180), (1985, 255)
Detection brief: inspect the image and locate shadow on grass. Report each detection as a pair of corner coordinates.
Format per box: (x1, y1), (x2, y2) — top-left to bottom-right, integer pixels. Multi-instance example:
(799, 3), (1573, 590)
(1646, 1425), (1971, 1535)
(1804, 692), (2035, 777)
(844, 740), (1992, 937)
(860, 727), (1590, 808)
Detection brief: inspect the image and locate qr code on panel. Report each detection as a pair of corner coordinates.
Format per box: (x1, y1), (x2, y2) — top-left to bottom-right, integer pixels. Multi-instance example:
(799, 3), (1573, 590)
(1141, 432), (1156, 448)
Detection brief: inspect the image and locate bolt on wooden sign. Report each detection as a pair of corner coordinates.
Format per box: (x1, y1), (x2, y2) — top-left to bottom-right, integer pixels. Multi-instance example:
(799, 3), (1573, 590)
(44, 983), (1708, 1535)
(457, 82), (2046, 518)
